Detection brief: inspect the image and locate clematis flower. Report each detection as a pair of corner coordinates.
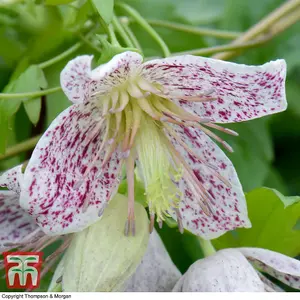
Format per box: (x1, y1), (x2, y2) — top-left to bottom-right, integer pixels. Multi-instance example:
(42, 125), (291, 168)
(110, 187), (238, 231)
(20, 52), (287, 237)
(173, 248), (300, 292)
(0, 166), (70, 279)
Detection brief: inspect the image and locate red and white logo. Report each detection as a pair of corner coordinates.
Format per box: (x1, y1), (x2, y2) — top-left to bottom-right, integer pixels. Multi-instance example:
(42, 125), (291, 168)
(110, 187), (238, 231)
(3, 251), (43, 289)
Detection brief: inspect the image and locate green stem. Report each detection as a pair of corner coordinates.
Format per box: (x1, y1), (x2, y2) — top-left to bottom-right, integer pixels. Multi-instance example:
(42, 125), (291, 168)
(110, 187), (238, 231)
(119, 17), (142, 51)
(38, 43), (82, 69)
(146, 19), (241, 39)
(0, 86), (61, 100)
(117, 3), (170, 57)
(108, 23), (121, 46)
(198, 237), (216, 257)
(214, 0), (300, 60)
(170, 37), (269, 57)
(0, 135), (41, 161)
(38, 27), (98, 69)
(78, 34), (102, 53)
(112, 15), (134, 48)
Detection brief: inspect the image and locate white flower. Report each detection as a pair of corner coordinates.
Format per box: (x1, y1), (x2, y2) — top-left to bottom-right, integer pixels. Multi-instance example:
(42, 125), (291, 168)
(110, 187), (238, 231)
(18, 52), (287, 238)
(173, 248), (300, 292)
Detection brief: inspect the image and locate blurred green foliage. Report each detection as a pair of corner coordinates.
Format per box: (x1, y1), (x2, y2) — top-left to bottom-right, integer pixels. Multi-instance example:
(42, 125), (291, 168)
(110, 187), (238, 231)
(0, 0), (300, 292)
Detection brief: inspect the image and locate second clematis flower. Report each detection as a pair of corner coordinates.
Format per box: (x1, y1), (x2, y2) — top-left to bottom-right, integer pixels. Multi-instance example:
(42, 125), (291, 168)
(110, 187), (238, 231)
(20, 51), (287, 238)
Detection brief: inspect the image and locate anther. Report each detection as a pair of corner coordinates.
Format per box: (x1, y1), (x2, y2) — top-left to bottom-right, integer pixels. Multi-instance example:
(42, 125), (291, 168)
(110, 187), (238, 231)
(149, 214), (155, 233)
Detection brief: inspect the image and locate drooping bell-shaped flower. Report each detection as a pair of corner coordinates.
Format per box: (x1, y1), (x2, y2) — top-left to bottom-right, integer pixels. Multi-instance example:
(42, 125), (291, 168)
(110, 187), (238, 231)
(49, 228), (180, 292)
(172, 248), (300, 292)
(61, 193), (149, 292)
(0, 166), (70, 279)
(20, 52), (287, 238)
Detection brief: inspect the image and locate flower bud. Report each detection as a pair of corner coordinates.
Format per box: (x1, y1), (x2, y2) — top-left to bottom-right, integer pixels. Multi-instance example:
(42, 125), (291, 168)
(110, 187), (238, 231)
(62, 194), (149, 292)
(172, 249), (265, 292)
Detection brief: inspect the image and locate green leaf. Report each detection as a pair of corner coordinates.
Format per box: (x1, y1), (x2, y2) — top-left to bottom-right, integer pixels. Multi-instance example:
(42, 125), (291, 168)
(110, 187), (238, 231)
(10, 65), (47, 125)
(91, 0), (114, 25)
(213, 187), (300, 257)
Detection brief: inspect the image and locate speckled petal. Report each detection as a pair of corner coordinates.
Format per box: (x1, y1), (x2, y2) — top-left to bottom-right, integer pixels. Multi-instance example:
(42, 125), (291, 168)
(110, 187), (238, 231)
(20, 103), (123, 235)
(0, 191), (40, 252)
(0, 164), (23, 194)
(239, 248), (300, 290)
(255, 270), (284, 292)
(142, 56), (287, 123)
(89, 51), (143, 97)
(172, 249), (265, 292)
(60, 55), (94, 104)
(165, 124), (250, 239)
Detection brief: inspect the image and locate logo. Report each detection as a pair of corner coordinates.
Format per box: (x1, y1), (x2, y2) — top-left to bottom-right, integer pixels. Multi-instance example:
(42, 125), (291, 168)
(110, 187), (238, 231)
(3, 251), (43, 289)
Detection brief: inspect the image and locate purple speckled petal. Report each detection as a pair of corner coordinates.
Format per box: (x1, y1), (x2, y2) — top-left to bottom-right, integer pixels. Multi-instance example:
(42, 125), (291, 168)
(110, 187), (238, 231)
(0, 191), (40, 252)
(89, 51), (143, 97)
(165, 124), (250, 239)
(20, 103), (123, 235)
(0, 164), (23, 193)
(239, 247), (300, 290)
(142, 56), (287, 123)
(60, 55), (94, 104)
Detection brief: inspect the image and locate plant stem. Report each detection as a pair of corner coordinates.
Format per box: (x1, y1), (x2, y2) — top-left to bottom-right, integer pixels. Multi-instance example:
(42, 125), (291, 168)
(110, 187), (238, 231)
(112, 15), (134, 48)
(0, 135), (41, 161)
(214, 0), (300, 60)
(38, 42), (82, 69)
(146, 19), (241, 39)
(108, 23), (121, 46)
(0, 86), (61, 100)
(78, 33), (102, 53)
(198, 237), (216, 257)
(119, 17), (142, 51)
(117, 3), (170, 57)
(38, 26), (98, 69)
(168, 37), (269, 57)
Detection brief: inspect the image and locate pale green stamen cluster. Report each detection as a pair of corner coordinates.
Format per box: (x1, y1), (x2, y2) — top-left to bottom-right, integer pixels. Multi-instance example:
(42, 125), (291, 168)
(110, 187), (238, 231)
(135, 116), (183, 221)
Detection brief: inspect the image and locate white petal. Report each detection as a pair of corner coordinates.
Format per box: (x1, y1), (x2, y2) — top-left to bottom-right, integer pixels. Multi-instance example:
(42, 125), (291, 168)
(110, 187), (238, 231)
(0, 190), (40, 251)
(0, 164), (23, 193)
(89, 51), (143, 97)
(60, 55), (93, 104)
(172, 249), (265, 292)
(165, 124), (250, 239)
(239, 247), (300, 290)
(142, 55), (287, 123)
(20, 103), (122, 235)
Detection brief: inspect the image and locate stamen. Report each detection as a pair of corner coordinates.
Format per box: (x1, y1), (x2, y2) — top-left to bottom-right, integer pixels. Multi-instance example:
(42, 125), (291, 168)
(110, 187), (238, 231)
(136, 97), (162, 120)
(195, 124), (234, 152)
(122, 105), (133, 152)
(204, 123), (239, 136)
(129, 103), (142, 149)
(127, 82), (144, 98)
(110, 90), (119, 111)
(149, 213), (155, 233)
(137, 78), (161, 94)
(158, 220), (163, 229)
(164, 137), (214, 216)
(125, 154), (136, 236)
(163, 125), (231, 188)
(113, 90), (129, 113)
(175, 208), (184, 234)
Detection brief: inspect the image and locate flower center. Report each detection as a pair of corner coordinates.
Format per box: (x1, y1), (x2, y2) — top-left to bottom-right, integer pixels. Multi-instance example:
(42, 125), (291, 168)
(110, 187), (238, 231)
(135, 116), (183, 222)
